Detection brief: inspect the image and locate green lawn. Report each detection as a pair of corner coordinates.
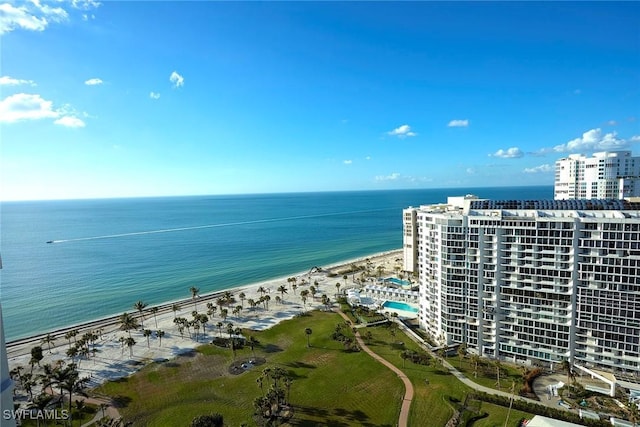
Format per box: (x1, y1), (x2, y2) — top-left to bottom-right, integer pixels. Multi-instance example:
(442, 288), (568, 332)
(94, 310), (534, 426)
(96, 311), (403, 426)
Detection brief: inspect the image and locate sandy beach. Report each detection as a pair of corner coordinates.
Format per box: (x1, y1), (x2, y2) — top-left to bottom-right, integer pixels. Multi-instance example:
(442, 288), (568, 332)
(7, 249), (404, 405)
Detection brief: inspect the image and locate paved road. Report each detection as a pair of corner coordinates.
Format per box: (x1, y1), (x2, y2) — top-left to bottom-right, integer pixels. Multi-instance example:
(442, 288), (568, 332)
(335, 310), (414, 427)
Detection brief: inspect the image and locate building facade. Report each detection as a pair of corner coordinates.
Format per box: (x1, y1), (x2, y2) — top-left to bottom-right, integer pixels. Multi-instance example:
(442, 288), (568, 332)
(403, 197), (640, 377)
(554, 151), (640, 200)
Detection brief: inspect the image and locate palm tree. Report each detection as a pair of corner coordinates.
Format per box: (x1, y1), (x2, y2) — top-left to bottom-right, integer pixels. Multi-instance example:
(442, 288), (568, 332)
(143, 329), (152, 347)
(335, 282), (341, 296)
(300, 289), (309, 311)
(198, 314), (209, 336)
(257, 286), (267, 297)
(248, 336), (259, 356)
(220, 308), (228, 321)
(192, 320), (200, 342)
(133, 300), (148, 329)
(150, 307), (159, 328)
(239, 292), (246, 308)
(119, 312), (139, 338)
(305, 328), (312, 347)
(470, 354), (481, 378)
(125, 337), (136, 357)
(233, 305), (242, 317)
(457, 343), (467, 368)
(400, 350), (410, 368)
(216, 322), (224, 337)
(226, 323), (235, 339)
(156, 330), (165, 347)
(189, 286), (200, 310)
(64, 330), (75, 347)
(207, 304), (218, 318)
(263, 295), (271, 311)
(292, 283), (298, 294)
(436, 347), (446, 370)
(275, 295), (282, 306)
(172, 303), (181, 319)
(216, 297), (226, 313)
(30, 346), (44, 372)
(494, 359), (503, 389)
(343, 275), (348, 288)
(561, 359), (577, 385)
(41, 333), (56, 354)
(273, 285), (284, 300)
(504, 379), (521, 427)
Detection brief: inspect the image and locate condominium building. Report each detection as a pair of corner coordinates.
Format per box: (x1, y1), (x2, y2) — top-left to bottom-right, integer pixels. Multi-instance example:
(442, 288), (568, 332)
(554, 151), (640, 200)
(403, 196), (640, 378)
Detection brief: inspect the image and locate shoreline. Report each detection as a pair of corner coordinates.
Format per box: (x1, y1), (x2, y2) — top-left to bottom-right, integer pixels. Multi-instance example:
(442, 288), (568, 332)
(6, 248), (402, 358)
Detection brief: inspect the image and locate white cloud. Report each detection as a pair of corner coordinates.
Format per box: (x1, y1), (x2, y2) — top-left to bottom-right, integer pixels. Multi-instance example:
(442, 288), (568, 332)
(0, 0), (99, 34)
(606, 120), (617, 126)
(490, 147), (524, 158)
(0, 93), (58, 122)
(343, 160), (352, 165)
(447, 119), (469, 128)
(170, 71), (184, 88)
(0, 1), (69, 35)
(553, 128), (629, 152)
(84, 78), (103, 86)
(54, 116), (85, 128)
(375, 173), (401, 181)
(523, 164), (554, 174)
(0, 76), (36, 86)
(0, 93), (88, 127)
(631, 135), (640, 142)
(149, 92), (160, 100)
(71, 0), (102, 10)
(387, 124), (417, 138)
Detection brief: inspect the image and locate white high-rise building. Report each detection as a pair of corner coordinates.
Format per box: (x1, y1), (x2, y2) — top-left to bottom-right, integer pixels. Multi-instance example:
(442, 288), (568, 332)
(403, 197), (640, 380)
(554, 151), (640, 200)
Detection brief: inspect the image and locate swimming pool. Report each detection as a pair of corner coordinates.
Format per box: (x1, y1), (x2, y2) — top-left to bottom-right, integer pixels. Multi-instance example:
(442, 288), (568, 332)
(384, 277), (411, 286)
(382, 301), (419, 313)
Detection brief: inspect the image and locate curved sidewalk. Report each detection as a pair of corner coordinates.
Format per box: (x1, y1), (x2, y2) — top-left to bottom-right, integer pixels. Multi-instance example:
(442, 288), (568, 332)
(335, 310), (414, 427)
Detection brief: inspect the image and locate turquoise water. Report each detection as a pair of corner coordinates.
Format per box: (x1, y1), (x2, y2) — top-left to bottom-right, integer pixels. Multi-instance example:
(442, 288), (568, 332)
(0, 186), (552, 341)
(382, 301), (419, 313)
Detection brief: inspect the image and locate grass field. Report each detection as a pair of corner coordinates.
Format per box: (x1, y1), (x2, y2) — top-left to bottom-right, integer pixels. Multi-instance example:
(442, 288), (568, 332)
(96, 311), (404, 426)
(95, 310), (533, 426)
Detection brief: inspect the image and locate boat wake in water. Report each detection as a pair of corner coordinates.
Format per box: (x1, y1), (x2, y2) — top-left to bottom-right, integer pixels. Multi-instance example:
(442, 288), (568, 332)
(46, 207), (397, 244)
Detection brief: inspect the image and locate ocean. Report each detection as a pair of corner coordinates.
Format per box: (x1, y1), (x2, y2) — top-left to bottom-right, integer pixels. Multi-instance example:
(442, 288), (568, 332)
(0, 186), (552, 341)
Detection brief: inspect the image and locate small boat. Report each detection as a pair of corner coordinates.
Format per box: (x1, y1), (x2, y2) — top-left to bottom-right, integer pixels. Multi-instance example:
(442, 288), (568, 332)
(46, 241), (53, 244)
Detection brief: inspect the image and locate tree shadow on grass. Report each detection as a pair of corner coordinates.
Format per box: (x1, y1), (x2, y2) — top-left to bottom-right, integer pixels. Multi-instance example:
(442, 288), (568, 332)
(285, 361), (316, 369)
(111, 395), (132, 409)
(333, 407), (371, 424)
(262, 344), (283, 353)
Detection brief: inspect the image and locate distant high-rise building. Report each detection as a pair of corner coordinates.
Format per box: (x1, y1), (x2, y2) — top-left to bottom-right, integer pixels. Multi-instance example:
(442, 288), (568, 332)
(403, 196), (640, 380)
(554, 151), (640, 200)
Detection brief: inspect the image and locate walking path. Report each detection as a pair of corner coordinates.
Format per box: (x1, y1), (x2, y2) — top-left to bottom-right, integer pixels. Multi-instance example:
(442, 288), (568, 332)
(393, 319), (543, 405)
(335, 310), (414, 427)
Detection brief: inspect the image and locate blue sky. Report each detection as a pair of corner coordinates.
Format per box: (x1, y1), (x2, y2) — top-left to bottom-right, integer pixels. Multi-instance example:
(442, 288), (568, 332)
(1, 1), (639, 201)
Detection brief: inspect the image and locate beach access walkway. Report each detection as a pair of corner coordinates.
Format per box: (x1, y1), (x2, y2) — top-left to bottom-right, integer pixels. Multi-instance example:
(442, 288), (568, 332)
(335, 309), (414, 427)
